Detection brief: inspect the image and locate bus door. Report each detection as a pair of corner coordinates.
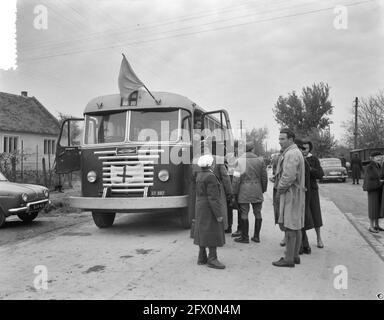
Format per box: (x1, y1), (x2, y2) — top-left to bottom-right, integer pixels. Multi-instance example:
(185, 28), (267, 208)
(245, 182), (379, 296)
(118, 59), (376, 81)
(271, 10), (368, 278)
(55, 118), (84, 174)
(201, 110), (233, 156)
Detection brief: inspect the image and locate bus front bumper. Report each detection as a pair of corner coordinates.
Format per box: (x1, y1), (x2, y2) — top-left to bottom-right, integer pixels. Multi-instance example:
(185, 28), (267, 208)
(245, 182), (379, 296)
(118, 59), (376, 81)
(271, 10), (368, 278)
(68, 195), (189, 211)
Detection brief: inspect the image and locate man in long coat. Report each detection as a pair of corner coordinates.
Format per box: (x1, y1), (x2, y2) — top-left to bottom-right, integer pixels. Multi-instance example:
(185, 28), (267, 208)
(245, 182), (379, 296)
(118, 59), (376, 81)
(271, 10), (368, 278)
(351, 153), (363, 184)
(273, 128), (305, 268)
(232, 143), (268, 243)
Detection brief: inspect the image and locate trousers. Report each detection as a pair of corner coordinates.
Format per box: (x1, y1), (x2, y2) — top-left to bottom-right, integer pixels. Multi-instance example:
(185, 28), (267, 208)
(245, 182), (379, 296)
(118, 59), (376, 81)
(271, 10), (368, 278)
(285, 229), (302, 263)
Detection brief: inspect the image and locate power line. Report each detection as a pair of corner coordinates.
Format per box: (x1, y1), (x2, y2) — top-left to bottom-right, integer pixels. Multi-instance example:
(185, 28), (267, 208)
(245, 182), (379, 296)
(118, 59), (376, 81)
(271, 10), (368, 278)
(19, 0), (292, 51)
(18, 0), (375, 63)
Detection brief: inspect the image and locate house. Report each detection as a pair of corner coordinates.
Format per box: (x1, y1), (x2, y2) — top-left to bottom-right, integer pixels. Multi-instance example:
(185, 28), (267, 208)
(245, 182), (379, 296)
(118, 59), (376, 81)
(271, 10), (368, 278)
(0, 91), (60, 173)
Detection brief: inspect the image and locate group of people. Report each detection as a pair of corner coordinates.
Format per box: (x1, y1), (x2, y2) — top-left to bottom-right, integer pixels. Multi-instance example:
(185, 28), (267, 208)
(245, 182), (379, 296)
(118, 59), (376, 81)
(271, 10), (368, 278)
(190, 128), (325, 269)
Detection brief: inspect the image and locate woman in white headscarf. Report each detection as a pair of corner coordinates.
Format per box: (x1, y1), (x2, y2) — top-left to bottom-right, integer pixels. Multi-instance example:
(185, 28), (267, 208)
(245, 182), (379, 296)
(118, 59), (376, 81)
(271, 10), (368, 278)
(193, 154), (226, 269)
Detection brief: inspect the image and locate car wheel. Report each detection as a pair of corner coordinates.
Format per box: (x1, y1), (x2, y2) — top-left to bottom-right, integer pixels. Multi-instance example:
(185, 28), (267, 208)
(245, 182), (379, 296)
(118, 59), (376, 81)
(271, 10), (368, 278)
(0, 209), (6, 228)
(92, 211), (115, 228)
(17, 211), (39, 223)
(341, 178), (346, 183)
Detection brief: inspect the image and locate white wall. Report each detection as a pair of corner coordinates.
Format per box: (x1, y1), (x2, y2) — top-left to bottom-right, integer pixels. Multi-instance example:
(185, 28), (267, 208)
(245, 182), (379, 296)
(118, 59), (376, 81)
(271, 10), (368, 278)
(0, 131), (58, 171)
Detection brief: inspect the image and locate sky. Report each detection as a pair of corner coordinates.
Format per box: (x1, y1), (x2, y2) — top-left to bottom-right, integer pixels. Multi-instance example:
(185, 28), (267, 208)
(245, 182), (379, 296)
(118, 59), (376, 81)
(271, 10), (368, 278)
(0, 0), (383, 150)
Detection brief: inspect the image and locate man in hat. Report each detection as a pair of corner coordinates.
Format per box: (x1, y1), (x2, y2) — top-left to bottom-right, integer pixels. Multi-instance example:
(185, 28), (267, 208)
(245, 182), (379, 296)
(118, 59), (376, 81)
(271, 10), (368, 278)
(232, 142), (268, 243)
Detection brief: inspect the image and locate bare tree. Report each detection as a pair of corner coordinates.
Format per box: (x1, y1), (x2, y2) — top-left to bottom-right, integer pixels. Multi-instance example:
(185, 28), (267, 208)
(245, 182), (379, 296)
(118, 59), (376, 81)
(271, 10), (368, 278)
(342, 91), (384, 148)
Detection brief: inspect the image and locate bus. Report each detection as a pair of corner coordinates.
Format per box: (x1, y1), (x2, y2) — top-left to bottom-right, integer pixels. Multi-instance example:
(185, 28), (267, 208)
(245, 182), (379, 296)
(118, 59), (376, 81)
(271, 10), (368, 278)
(55, 89), (235, 229)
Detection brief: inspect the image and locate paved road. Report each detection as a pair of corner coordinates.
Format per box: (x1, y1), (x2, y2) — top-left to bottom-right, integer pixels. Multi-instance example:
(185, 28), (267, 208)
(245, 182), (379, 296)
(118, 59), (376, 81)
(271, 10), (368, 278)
(0, 184), (383, 300)
(318, 178), (384, 261)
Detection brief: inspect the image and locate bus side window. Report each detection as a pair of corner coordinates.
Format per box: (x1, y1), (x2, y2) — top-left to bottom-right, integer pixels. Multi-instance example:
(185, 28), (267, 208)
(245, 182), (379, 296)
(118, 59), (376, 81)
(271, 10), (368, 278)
(181, 111), (191, 142)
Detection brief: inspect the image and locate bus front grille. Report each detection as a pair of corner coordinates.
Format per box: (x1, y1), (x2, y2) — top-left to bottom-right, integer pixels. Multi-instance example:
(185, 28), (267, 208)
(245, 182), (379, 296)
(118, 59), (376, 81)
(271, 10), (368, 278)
(94, 148), (163, 196)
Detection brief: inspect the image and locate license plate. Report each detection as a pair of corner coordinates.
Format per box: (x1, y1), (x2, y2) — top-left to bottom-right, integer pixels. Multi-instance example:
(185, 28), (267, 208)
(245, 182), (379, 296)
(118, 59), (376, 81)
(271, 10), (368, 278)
(329, 171), (340, 175)
(30, 202), (46, 211)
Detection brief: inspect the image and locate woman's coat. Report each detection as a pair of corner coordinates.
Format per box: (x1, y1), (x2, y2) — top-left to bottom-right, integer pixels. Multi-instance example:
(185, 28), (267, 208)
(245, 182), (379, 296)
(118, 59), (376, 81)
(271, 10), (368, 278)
(363, 161), (383, 220)
(193, 169), (226, 247)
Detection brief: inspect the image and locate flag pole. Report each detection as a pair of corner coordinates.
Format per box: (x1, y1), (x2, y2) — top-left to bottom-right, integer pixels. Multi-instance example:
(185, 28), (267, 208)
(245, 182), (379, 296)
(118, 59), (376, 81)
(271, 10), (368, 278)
(143, 84), (161, 105)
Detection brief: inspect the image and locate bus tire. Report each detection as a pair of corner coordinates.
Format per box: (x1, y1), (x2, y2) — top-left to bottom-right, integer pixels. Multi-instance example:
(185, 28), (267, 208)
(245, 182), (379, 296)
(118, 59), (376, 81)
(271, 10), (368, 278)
(180, 206), (192, 229)
(92, 212), (115, 228)
(18, 211), (39, 223)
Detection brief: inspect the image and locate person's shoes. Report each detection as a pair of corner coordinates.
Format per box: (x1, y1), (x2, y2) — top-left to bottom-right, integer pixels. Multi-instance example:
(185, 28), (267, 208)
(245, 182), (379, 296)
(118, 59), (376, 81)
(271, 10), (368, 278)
(251, 236), (260, 243)
(369, 227), (379, 233)
(207, 258), (225, 269)
(352, 183), (355, 185)
(317, 239), (324, 248)
(234, 236), (249, 243)
(231, 230), (242, 238)
(294, 257), (301, 264)
(251, 219), (262, 243)
(280, 239), (286, 247)
(303, 246), (312, 254)
(299, 246), (304, 255)
(197, 249), (208, 265)
(375, 226), (384, 232)
(272, 257), (295, 268)
(225, 227), (232, 234)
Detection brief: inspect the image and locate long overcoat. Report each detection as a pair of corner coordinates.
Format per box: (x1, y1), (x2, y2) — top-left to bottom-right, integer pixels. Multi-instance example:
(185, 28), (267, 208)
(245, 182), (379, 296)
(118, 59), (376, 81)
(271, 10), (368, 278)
(363, 161), (383, 220)
(193, 169), (226, 247)
(275, 144), (305, 230)
(303, 159), (314, 230)
(351, 157), (363, 180)
(212, 155), (232, 230)
(306, 154), (324, 228)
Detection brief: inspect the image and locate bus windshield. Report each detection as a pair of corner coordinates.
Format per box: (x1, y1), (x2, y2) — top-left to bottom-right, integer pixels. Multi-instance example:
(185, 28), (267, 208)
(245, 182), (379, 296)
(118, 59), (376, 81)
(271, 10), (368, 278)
(85, 111), (127, 144)
(129, 109), (180, 142)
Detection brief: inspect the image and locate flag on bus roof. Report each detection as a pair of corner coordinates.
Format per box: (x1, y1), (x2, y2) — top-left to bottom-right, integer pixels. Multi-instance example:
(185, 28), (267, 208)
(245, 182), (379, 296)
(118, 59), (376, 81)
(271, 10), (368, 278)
(118, 54), (144, 98)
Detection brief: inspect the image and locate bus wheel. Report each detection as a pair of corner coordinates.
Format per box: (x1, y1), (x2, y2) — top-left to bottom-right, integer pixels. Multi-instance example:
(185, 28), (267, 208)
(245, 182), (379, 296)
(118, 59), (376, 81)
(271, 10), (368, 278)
(92, 212), (115, 228)
(18, 211), (39, 223)
(180, 207), (192, 229)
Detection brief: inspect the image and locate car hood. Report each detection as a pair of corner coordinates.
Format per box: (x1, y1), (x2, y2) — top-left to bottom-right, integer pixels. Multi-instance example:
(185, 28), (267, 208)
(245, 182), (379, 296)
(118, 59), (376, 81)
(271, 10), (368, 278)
(0, 181), (46, 196)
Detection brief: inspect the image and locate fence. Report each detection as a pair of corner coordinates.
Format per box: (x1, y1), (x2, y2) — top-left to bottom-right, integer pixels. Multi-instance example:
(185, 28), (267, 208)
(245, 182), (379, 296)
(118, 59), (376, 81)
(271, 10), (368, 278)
(0, 146), (79, 190)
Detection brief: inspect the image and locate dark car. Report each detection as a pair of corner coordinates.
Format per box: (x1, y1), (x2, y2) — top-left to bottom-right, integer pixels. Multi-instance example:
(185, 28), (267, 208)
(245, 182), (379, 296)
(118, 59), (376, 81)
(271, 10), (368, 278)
(319, 158), (348, 183)
(0, 172), (50, 227)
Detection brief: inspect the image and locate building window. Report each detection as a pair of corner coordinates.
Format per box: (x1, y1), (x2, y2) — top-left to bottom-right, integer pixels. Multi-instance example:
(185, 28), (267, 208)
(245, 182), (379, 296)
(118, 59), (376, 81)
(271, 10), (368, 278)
(3, 136), (18, 153)
(44, 139), (56, 155)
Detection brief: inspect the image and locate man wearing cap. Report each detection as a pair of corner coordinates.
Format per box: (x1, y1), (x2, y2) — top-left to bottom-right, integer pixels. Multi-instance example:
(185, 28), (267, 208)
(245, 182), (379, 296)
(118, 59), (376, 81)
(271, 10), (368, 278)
(232, 142), (268, 243)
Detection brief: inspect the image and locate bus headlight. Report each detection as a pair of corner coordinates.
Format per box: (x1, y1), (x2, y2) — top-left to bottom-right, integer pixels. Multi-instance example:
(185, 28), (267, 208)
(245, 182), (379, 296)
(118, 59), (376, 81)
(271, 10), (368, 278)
(43, 189), (49, 198)
(158, 170), (169, 182)
(22, 193), (28, 202)
(87, 171), (97, 183)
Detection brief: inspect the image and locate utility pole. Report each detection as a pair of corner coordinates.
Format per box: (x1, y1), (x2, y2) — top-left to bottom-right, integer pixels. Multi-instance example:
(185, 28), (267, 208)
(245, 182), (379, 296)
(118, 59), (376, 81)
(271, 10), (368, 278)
(354, 97), (358, 149)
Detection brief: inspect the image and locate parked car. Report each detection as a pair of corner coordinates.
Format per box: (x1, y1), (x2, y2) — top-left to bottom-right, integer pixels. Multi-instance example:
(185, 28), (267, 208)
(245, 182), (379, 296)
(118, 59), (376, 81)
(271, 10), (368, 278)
(319, 158), (348, 182)
(0, 172), (50, 228)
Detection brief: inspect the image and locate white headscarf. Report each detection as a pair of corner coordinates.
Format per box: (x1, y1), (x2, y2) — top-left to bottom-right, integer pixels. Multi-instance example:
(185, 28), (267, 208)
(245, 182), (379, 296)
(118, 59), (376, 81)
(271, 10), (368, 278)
(197, 154), (214, 168)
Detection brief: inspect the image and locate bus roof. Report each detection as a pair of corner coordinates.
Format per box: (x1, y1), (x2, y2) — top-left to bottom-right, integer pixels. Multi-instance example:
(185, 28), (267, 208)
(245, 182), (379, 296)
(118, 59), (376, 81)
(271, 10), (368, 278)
(84, 90), (202, 114)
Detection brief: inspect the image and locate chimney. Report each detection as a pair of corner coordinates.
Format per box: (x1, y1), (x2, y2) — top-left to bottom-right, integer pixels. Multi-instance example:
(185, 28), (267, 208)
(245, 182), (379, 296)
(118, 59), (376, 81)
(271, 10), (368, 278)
(21, 91), (28, 97)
